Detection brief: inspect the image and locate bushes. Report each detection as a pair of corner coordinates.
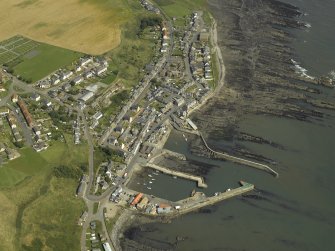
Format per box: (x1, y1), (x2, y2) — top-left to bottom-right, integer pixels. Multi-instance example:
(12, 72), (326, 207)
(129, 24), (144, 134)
(100, 147), (125, 163)
(53, 165), (82, 179)
(140, 16), (162, 30)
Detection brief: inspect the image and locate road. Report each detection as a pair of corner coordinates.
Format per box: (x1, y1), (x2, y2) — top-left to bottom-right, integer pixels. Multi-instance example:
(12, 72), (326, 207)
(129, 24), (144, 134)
(1, 3), (226, 251)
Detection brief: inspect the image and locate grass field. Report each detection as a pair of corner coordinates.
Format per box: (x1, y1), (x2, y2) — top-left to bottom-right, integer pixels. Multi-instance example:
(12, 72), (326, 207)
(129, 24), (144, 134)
(13, 43), (83, 82)
(154, 0), (207, 17)
(0, 138), (87, 251)
(0, 0), (143, 55)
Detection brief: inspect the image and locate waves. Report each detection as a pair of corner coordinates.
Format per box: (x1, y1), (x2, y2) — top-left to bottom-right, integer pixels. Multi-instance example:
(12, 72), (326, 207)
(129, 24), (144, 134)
(290, 59), (315, 80)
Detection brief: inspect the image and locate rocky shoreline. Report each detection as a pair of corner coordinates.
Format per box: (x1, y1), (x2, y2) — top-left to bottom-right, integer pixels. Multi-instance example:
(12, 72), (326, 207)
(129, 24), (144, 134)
(118, 0), (334, 249)
(192, 0), (334, 156)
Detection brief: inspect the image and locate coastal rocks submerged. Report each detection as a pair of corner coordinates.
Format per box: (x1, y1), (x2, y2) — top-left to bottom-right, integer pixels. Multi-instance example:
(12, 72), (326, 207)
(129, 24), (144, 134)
(193, 0), (334, 154)
(120, 0), (333, 249)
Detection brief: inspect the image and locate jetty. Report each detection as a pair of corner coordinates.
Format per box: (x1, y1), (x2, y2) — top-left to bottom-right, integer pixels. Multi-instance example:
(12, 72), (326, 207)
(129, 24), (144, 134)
(146, 163), (208, 188)
(171, 181), (254, 216)
(199, 133), (279, 177)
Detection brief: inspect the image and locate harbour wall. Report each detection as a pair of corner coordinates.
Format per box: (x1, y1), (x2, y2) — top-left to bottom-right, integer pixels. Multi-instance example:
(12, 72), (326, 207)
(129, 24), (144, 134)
(146, 163), (208, 188)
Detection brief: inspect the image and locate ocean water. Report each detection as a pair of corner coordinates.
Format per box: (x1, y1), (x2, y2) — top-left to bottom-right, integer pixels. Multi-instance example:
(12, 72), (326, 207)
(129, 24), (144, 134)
(128, 1), (335, 250)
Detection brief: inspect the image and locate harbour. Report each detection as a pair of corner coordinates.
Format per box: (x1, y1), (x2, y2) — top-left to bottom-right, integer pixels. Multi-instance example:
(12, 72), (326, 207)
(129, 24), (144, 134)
(120, 0), (335, 250)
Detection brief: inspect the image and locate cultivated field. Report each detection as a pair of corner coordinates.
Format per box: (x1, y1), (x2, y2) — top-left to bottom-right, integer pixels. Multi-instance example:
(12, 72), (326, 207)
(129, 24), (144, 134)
(0, 0), (136, 55)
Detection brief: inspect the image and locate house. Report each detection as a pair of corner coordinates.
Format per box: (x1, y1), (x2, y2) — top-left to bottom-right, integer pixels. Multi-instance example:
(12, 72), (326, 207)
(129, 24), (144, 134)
(11, 93), (18, 103)
(7, 113), (17, 129)
(84, 71), (94, 79)
(79, 91), (94, 103)
(199, 32), (210, 42)
(72, 76), (84, 85)
(114, 127), (124, 134)
(6, 148), (20, 160)
(157, 203), (172, 214)
(62, 83), (72, 92)
(160, 46), (168, 53)
(80, 57), (93, 67)
(95, 66), (108, 76)
(0, 143), (5, 153)
(0, 107), (9, 116)
(162, 39), (169, 47)
(85, 84), (99, 93)
(31, 93), (41, 102)
(205, 72), (213, 80)
(123, 115), (133, 123)
(17, 99), (33, 127)
(90, 120), (99, 129)
(50, 77), (60, 85)
(137, 196), (149, 210)
(130, 105), (140, 112)
(39, 81), (51, 89)
(93, 111), (103, 121)
(205, 66), (212, 73)
(32, 126), (41, 136)
(75, 66), (82, 72)
(102, 242), (112, 251)
(173, 97), (185, 106)
(61, 71), (73, 80)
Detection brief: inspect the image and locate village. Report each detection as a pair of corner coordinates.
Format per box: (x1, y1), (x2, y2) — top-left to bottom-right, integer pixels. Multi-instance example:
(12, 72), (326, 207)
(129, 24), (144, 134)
(0, 2), (224, 251)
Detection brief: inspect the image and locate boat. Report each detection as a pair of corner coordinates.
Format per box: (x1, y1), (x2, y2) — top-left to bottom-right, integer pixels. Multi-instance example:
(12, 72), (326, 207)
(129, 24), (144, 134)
(173, 176), (177, 179)
(147, 187), (152, 190)
(225, 188), (231, 192)
(183, 133), (188, 141)
(149, 181), (153, 184)
(148, 174), (152, 177)
(151, 178), (156, 181)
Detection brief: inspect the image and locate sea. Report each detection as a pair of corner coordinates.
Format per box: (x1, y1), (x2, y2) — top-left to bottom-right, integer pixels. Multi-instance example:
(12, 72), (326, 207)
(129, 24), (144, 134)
(127, 1), (335, 250)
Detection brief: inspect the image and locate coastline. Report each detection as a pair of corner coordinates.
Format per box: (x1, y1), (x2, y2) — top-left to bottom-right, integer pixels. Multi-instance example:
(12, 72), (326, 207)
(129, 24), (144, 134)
(109, 11), (228, 251)
(116, 0), (335, 249)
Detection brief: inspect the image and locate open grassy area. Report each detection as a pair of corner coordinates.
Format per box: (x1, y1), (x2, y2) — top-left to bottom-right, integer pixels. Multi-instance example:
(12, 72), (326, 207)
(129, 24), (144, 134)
(0, 0), (144, 55)
(107, 14), (161, 87)
(20, 178), (84, 251)
(154, 0), (207, 17)
(12, 43), (83, 82)
(0, 138), (87, 251)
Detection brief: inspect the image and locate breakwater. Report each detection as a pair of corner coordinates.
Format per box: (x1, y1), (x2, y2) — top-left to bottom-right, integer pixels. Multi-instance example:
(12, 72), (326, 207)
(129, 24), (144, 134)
(171, 182), (254, 216)
(146, 163), (208, 188)
(199, 133), (279, 177)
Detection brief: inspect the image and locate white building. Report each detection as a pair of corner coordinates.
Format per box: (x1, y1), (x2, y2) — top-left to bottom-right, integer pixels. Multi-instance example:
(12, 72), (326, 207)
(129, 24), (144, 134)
(80, 57), (93, 67)
(39, 81), (51, 89)
(31, 93), (41, 102)
(186, 118), (198, 130)
(102, 242), (112, 251)
(95, 66), (108, 76)
(84, 71), (94, 79)
(93, 111), (103, 121)
(85, 84), (99, 93)
(61, 71), (73, 80)
(0, 107), (9, 116)
(51, 77), (60, 85)
(72, 76), (84, 85)
(79, 92), (94, 103)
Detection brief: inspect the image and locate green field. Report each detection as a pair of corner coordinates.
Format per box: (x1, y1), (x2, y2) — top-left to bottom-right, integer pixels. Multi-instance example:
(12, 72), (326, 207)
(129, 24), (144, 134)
(0, 138), (87, 251)
(154, 0), (207, 17)
(13, 43), (83, 83)
(0, 36), (39, 65)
